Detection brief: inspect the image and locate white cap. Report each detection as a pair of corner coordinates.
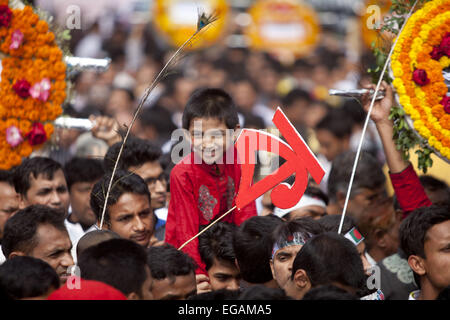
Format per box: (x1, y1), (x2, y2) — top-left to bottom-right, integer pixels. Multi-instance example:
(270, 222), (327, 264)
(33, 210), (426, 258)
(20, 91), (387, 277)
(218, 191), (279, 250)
(273, 194), (327, 218)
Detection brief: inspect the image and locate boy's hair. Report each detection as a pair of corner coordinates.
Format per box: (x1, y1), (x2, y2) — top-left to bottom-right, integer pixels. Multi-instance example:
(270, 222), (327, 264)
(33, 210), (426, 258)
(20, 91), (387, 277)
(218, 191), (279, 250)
(281, 88), (311, 107)
(198, 222), (237, 271)
(147, 244), (197, 281)
(0, 170), (14, 186)
(2, 205), (67, 258)
(76, 230), (121, 258)
(318, 214), (357, 235)
(77, 239), (148, 296)
(64, 157), (104, 189)
(271, 217), (323, 255)
(399, 205), (450, 259)
(315, 107), (354, 139)
(182, 88), (239, 130)
(104, 137), (162, 172)
(232, 215), (284, 284)
(327, 151), (386, 203)
(13, 157), (64, 196)
(302, 284), (359, 300)
(0, 256), (60, 299)
(291, 232), (366, 290)
(90, 170), (150, 225)
(238, 285), (291, 300)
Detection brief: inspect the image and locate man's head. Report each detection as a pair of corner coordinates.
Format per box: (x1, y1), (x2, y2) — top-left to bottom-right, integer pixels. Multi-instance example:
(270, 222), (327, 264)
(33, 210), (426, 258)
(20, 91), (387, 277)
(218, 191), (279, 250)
(285, 232), (366, 300)
(76, 230), (121, 259)
(233, 215), (284, 285)
(182, 88), (240, 164)
(419, 175), (450, 207)
(399, 205), (450, 299)
(90, 170), (154, 247)
(64, 157), (104, 229)
(318, 214), (372, 272)
(13, 157), (69, 215)
(104, 138), (167, 209)
(315, 108), (353, 162)
(0, 170), (19, 240)
(77, 238), (153, 300)
(270, 218), (323, 290)
(273, 186), (328, 221)
(357, 197), (401, 262)
(198, 222), (240, 291)
(282, 88), (312, 127)
(0, 256), (60, 300)
(327, 151), (387, 221)
(147, 244), (197, 300)
(2, 205), (73, 284)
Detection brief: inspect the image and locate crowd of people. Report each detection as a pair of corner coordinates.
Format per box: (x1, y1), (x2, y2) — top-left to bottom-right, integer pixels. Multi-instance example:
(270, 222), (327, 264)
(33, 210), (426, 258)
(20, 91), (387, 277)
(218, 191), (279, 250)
(0, 2), (449, 301)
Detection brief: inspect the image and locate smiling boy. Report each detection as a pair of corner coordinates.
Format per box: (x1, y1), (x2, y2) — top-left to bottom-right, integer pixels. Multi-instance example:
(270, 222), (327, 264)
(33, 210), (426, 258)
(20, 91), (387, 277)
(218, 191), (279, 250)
(165, 88), (257, 276)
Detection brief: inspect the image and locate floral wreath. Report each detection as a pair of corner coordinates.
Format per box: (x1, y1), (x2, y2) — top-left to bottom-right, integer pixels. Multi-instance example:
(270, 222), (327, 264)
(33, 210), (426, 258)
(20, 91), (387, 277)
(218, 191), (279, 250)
(0, 0), (66, 170)
(390, 0), (450, 163)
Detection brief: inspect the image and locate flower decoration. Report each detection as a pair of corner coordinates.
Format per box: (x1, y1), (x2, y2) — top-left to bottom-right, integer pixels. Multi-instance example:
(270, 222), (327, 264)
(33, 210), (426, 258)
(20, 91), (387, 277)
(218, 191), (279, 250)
(0, 2), (67, 169)
(391, 0), (450, 162)
(6, 125), (22, 147)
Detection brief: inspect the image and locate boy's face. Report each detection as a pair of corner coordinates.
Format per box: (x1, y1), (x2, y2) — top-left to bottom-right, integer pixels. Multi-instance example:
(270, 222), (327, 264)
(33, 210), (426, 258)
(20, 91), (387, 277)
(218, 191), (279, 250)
(189, 117), (236, 165)
(207, 258), (241, 291)
(316, 129), (349, 162)
(270, 244), (303, 290)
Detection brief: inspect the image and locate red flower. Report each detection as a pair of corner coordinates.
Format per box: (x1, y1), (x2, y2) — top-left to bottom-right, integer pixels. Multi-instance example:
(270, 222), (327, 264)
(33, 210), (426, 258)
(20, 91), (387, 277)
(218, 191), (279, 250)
(430, 46), (444, 60)
(13, 79), (31, 98)
(0, 5), (12, 28)
(440, 33), (450, 56)
(26, 122), (47, 146)
(442, 96), (450, 114)
(412, 69), (430, 86)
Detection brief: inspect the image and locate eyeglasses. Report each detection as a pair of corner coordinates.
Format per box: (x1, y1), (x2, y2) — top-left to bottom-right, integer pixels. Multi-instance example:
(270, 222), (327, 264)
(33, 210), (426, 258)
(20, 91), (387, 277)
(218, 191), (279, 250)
(145, 174), (167, 189)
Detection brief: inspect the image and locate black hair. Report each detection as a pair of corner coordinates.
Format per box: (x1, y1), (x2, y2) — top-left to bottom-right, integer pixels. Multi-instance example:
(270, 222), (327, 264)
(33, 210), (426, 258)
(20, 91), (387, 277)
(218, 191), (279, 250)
(302, 284), (359, 300)
(399, 205), (450, 259)
(232, 215), (284, 284)
(147, 244), (197, 281)
(198, 222), (237, 271)
(271, 217), (323, 254)
(436, 285), (450, 300)
(238, 285), (291, 300)
(188, 288), (241, 300)
(327, 151), (386, 203)
(318, 214), (357, 235)
(282, 88), (312, 108)
(104, 137), (162, 172)
(315, 107), (354, 139)
(63, 157), (105, 189)
(13, 157), (64, 196)
(281, 186), (329, 220)
(182, 88), (239, 130)
(419, 175), (450, 206)
(76, 230), (121, 259)
(0, 169), (14, 186)
(77, 238), (148, 297)
(2, 205), (67, 258)
(341, 99), (367, 126)
(292, 232), (366, 291)
(90, 170), (151, 225)
(138, 105), (178, 140)
(0, 256), (60, 299)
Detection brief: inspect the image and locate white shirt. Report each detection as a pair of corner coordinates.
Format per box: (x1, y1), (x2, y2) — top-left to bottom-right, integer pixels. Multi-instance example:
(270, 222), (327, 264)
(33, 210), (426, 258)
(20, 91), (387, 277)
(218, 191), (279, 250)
(64, 219), (87, 264)
(365, 251), (377, 268)
(0, 245), (5, 265)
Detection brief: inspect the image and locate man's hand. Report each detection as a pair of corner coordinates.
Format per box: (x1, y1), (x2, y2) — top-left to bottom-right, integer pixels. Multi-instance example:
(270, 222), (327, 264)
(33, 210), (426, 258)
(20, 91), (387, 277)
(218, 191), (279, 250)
(90, 115), (122, 146)
(361, 81), (394, 127)
(196, 274), (212, 294)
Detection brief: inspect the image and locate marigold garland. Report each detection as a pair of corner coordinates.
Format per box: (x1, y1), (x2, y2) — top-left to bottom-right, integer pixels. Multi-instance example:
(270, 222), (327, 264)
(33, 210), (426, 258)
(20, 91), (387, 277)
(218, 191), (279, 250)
(391, 0), (450, 162)
(0, 2), (66, 169)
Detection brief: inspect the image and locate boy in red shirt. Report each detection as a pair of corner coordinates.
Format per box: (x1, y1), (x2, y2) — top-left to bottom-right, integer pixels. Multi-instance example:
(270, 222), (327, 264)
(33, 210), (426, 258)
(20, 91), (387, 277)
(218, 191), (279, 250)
(165, 88), (257, 279)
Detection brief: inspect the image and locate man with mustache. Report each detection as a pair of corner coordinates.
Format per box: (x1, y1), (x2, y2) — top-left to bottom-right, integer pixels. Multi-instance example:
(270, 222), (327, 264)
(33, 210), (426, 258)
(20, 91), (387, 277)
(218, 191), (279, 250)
(1, 205), (74, 285)
(90, 170), (155, 248)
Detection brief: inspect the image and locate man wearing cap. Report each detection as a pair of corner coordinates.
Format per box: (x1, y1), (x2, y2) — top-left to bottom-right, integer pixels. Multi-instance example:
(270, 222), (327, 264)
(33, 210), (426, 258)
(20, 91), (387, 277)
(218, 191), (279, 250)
(273, 186), (328, 221)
